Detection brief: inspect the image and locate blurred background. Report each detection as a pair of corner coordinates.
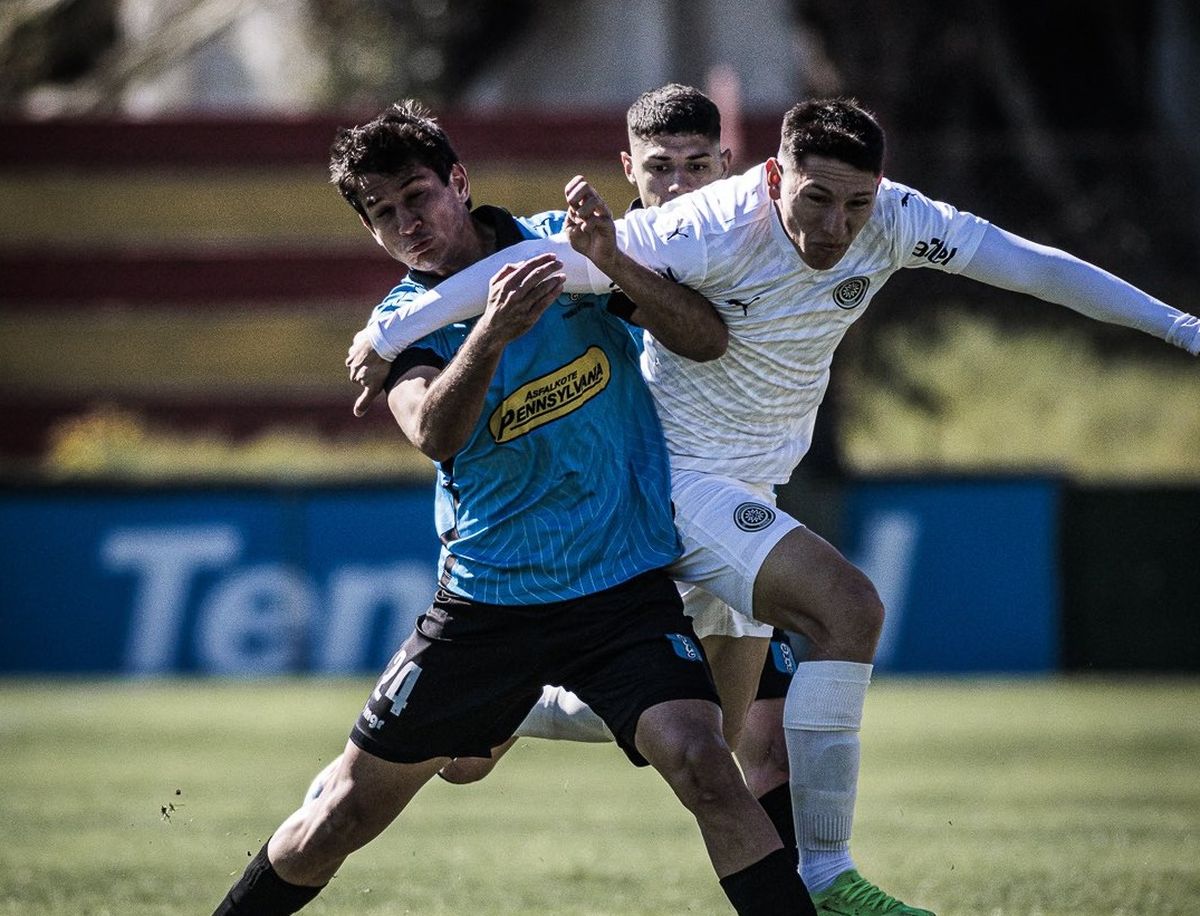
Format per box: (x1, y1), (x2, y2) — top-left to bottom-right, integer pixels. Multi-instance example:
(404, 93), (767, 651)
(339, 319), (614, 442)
(1, 0), (1198, 677)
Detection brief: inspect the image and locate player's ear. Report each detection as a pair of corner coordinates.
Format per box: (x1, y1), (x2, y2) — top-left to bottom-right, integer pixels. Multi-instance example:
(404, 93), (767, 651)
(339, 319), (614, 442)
(765, 157), (783, 200)
(449, 162), (470, 203)
(620, 151), (637, 186)
(718, 147), (733, 179)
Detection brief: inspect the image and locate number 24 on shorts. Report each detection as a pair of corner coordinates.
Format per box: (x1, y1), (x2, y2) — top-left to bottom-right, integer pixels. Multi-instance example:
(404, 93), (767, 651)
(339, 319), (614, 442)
(373, 650), (424, 717)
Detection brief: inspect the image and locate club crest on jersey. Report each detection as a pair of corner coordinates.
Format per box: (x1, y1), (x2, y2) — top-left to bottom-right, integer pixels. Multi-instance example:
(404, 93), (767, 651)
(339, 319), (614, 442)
(489, 346), (611, 443)
(734, 502), (776, 532)
(832, 276), (870, 309)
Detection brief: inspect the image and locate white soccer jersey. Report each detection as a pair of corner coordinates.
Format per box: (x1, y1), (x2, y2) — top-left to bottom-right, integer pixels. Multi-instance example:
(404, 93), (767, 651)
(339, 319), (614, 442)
(612, 163), (992, 483)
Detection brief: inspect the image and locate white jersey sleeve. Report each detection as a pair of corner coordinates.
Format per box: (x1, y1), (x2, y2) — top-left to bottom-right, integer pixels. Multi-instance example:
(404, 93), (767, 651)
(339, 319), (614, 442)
(366, 235), (610, 359)
(958, 225), (1200, 355)
(878, 179), (991, 273)
(612, 199), (711, 289)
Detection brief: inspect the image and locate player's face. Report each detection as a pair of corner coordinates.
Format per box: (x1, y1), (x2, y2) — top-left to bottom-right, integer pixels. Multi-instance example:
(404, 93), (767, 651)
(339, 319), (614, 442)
(622, 132), (732, 207)
(357, 163), (475, 275)
(767, 154), (879, 270)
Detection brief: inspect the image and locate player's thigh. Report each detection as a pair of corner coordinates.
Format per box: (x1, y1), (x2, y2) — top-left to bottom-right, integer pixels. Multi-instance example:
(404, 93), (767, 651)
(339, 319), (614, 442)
(352, 601), (547, 764)
(751, 525), (883, 657)
(699, 633), (770, 750)
(561, 571), (719, 766)
(669, 469), (801, 622)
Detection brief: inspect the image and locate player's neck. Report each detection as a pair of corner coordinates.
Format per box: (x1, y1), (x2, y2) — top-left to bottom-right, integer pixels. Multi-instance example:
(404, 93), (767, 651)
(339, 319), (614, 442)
(429, 214), (498, 279)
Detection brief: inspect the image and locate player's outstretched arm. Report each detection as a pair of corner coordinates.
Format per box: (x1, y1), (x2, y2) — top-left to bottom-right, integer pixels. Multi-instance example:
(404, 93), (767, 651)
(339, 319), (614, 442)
(388, 256), (565, 461)
(346, 244), (605, 416)
(565, 175), (728, 362)
(960, 225), (1200, 355)
(365, 241), (605, 361)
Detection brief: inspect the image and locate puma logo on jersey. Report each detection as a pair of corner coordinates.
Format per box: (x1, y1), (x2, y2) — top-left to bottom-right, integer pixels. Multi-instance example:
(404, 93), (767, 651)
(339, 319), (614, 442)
(911, 236), (958, 266)
(664, 221), (690, 241)
(901, 191), (913, 206)
(725, 295), (762, 316)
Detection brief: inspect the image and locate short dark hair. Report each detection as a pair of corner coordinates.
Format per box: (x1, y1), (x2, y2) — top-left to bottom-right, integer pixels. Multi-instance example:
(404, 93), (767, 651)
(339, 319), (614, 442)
(329, 100), (462, 220)
(780, 98), (885, 176)
(626, 83), (722, 142)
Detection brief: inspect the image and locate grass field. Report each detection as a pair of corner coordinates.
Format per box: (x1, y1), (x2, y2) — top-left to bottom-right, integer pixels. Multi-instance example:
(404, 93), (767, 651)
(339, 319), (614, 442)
(2, 677), (1197, 915)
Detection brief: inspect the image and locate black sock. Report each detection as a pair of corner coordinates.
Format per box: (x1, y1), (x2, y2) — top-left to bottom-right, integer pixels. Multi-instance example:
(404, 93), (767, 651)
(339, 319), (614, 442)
(213, 843), (325, 916)
(718, 847), (816, 916)
(757, 782), (799, 867)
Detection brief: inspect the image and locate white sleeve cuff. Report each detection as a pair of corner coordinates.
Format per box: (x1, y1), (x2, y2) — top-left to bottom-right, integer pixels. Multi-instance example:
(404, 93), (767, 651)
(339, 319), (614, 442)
(1167, 314), (1200, 356)
(366, 320), (400, 361)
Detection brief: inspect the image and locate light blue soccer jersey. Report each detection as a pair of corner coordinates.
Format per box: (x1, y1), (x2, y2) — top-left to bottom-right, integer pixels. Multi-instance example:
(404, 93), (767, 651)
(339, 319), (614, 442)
(372, 208), (680, 605)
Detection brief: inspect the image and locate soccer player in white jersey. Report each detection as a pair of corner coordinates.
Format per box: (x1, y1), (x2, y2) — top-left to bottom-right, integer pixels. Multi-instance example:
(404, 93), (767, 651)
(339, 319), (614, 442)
(348, 97), (1200, 916)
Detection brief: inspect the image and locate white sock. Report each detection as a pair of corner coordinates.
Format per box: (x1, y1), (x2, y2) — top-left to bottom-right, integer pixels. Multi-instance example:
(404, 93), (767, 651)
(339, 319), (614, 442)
(782, 659), (872, 893)
(514, 685), (614, 742)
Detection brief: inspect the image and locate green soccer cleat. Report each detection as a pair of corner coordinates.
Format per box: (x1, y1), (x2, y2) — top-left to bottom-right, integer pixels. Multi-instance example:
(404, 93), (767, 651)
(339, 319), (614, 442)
(811, 869), (934, 916)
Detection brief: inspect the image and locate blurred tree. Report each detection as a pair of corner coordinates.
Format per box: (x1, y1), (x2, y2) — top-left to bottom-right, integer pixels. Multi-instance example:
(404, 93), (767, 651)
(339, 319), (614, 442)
(309, 0), (537, 108)
(0, 0), (538, 115)
(0, 0), (120, 102)
(795, 0), (1198, 305)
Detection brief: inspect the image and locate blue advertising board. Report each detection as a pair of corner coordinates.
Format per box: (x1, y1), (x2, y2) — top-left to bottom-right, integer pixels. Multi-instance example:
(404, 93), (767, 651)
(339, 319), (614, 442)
(842, 478), (1060, 673)
(0, 486), (439, 675)
(1, 478), (1060, 675)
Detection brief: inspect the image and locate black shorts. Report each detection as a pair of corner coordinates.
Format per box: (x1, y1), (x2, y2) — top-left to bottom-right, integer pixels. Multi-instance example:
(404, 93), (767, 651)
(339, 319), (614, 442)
(755, 628), (799, 701)
(350, 569), (719, 767)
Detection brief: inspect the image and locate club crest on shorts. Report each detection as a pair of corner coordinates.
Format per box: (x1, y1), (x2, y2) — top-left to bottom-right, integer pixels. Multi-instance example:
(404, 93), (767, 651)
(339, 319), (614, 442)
(832, 276), (870, 309)
(733, 502), (776, 532)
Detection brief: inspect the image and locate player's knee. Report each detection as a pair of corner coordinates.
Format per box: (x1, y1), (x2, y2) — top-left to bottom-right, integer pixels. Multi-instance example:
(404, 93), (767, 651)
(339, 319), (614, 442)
(818, 566), (884, 654)
(653, 729), (744, 812)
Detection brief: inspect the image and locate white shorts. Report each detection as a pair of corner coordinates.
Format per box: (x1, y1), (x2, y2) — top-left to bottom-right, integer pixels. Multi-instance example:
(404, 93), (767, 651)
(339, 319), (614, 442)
(668, 469), (803, 639)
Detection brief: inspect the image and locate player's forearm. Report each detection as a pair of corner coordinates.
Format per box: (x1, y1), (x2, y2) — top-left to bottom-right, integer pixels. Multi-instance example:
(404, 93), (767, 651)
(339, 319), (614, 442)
(962, 226), (1200, 355)
(368, 238), (604, 359)
(403, 330), (506, 462)
(595, 250), (727, 361)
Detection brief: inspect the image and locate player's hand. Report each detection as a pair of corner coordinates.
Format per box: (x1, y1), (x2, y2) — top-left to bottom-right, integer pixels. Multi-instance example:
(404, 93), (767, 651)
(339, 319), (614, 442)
(479, 253), (566, 344)
(346, 330), (393, 417)
(564, 176), (617, 268)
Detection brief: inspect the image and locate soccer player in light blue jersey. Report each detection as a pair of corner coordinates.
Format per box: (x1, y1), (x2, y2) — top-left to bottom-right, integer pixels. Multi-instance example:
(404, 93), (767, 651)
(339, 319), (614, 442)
(212, 101), (815, 916)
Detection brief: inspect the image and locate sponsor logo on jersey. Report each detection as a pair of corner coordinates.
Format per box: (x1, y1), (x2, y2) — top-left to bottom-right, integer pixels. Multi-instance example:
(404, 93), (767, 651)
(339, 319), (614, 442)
(667, 632), (701, 661)
(901, 191), (913, 207)
(488, 346), (611, 443)
(832, 276), (870, 309)
(734, 502), (776, 532)
(911, 236), (958, 266)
